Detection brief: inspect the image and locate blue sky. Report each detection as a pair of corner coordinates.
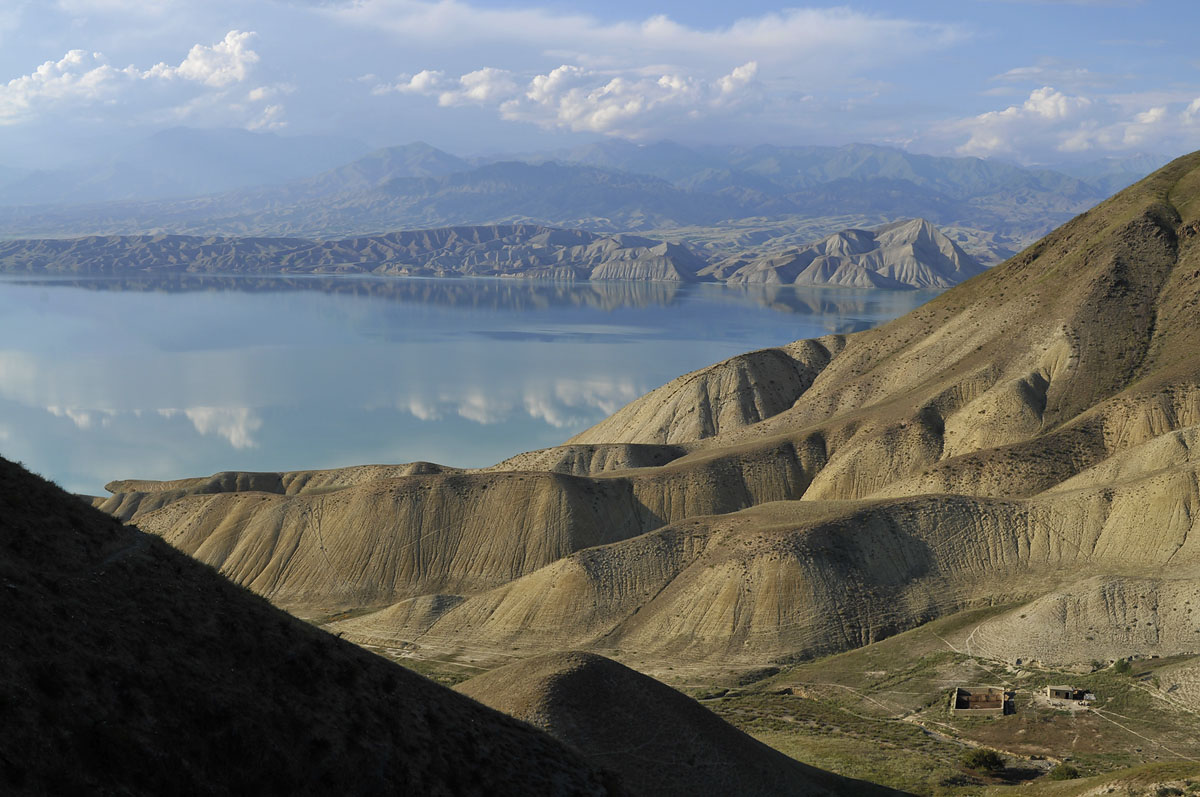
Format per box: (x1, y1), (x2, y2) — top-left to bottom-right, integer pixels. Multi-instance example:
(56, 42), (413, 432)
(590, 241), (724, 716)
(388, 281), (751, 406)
(1, 0), (1197, 167)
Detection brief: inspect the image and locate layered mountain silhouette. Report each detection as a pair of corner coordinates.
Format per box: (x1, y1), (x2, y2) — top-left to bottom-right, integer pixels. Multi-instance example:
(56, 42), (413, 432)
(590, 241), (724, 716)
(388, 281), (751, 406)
(0, 127), (369, 207)
(0, 161), (746, 239)
(97, 150), (1200, 676)
(0, 139), (1123, 254)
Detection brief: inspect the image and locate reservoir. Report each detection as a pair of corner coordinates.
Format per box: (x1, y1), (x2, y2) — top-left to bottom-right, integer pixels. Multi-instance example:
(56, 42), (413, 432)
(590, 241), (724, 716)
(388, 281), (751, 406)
(0, 274), (936, 495)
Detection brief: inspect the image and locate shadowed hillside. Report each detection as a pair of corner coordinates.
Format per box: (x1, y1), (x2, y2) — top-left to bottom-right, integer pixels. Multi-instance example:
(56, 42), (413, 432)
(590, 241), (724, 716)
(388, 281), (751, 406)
(455, 652), (902, 797)
(0, 455), (616, 795)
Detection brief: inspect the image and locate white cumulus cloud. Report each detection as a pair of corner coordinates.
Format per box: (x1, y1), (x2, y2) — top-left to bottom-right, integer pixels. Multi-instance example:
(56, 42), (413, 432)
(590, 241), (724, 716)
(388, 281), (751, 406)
(945, 86), (1199, 160)
(0, 30), (267, 126)
(377, 60), (759, 137)
(161, 30), (259, 88)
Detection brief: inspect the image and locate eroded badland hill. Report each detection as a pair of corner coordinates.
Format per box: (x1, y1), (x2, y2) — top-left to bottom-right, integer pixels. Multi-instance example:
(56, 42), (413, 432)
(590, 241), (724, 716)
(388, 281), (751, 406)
(89, 151), (1200, 791)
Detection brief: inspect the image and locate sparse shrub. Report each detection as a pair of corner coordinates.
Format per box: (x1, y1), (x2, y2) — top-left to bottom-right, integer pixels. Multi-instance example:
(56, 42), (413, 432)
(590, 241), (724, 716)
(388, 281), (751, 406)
(734, 666), (779, 686)
(694, 688), (728, 700)
(939, 773), (982, 787)
(1091, 659), (1104, 671)
(1114, 658), (1132, 674)
(960, 748), (1006, 772)
(1047, 764), (1079, 781)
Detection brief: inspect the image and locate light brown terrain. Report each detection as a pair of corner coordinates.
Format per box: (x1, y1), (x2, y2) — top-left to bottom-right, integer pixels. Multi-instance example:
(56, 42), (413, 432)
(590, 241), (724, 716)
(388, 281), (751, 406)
(101, 152), (1200, 685)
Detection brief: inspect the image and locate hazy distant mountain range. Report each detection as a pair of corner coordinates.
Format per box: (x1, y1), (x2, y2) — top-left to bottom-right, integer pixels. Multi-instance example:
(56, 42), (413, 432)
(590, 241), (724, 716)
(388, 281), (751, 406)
(0, 128), (369, 206)
(0, 130), (1169, 264)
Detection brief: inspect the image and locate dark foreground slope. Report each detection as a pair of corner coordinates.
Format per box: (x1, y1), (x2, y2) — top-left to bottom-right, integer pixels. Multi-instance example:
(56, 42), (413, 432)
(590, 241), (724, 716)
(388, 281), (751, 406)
(456, 652), (901, 797)
(0, 456), (614, 795)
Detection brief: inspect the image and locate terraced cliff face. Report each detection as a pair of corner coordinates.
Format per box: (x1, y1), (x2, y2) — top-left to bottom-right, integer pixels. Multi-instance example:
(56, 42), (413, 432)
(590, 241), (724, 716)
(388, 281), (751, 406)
(0, 224), (708, 282)
(703, 218), (986, 288)
(103, 151), (1200, 669)
(0, 219), (976, 288)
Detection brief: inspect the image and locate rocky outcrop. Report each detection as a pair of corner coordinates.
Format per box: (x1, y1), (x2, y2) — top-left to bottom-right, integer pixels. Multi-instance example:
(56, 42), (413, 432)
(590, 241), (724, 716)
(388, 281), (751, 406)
(704, 218), (986, 289)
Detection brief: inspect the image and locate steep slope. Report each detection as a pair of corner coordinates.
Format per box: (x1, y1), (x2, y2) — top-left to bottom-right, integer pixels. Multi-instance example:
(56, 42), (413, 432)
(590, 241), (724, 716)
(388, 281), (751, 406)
(0, 455), (615, 795)
(962, 575), (1200, 665)
(100, 468), (655, 614)
(568, 337), (847, 445)
(703, 219), (986, 289)
(455, 652), (899, 797)
(106, 151), (1200, 668)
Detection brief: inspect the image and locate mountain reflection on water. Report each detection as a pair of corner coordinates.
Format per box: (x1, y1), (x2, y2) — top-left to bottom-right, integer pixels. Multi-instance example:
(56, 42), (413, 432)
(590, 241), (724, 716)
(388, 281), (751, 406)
(8, 273), (935, 330)
(0, 274), (937, 494)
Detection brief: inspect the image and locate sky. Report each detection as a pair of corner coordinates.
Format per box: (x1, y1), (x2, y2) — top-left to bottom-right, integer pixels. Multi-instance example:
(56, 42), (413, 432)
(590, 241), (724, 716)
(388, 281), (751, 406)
(1, 0), (1198, 168)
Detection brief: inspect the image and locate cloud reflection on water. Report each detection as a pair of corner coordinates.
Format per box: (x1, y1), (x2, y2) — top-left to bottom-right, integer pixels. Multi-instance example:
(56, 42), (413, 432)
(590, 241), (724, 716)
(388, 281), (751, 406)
(0, 275), (935, 493)
(400, 377), (641, 430)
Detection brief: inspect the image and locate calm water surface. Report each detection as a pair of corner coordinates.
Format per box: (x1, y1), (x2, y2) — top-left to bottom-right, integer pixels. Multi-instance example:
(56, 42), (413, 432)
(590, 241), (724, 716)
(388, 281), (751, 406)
(0, 275), (938, 494)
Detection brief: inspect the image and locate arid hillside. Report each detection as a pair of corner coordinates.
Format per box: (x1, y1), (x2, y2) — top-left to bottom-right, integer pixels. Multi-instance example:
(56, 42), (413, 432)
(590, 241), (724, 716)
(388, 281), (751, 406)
(102, 151), (1200, 672)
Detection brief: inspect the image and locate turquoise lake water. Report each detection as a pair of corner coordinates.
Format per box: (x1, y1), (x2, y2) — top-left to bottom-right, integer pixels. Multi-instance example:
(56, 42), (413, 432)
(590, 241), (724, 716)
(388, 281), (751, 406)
(0, 274), (937, 494)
